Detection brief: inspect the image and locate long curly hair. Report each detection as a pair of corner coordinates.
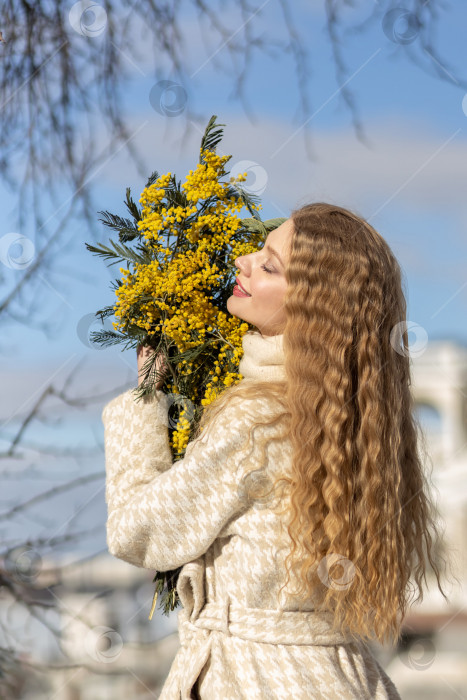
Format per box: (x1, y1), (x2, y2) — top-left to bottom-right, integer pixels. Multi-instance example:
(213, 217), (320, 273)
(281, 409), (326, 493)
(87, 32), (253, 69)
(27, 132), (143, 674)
(192, 202), (451, 647)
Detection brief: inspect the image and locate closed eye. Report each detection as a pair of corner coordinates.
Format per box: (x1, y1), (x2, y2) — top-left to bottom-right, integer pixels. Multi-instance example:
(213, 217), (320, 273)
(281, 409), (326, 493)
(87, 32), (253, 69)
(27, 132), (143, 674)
(261, 264), (274, 274)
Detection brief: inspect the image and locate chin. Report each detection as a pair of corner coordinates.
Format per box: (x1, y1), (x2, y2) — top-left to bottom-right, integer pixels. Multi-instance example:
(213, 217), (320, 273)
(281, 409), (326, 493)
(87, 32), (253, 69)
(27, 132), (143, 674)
(227, 298), (246, 322)
(226, 296), (238, 312)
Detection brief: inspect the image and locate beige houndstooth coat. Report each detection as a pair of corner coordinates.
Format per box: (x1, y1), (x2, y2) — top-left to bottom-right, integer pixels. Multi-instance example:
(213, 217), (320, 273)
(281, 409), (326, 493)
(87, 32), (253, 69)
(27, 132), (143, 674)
(103, 331), (401, 699)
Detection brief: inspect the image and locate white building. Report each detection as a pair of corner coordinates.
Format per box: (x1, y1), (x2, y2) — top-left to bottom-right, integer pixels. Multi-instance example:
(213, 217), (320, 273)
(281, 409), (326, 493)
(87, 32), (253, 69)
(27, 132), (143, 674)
(384, 339), (467, 699)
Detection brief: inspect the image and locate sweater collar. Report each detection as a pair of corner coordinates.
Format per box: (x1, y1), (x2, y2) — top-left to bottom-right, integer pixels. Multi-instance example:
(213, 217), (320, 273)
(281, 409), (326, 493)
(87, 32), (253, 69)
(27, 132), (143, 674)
(238, 330), (286, 382)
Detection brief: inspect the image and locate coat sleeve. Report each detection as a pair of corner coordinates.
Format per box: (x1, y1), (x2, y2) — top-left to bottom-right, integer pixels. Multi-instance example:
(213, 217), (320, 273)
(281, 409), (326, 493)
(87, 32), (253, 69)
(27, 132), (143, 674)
(102, 388), (256, 571)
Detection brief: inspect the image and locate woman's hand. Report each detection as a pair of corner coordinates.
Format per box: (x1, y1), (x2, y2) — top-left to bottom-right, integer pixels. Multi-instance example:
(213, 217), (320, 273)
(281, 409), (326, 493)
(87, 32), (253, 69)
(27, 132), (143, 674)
(137, 345), (169, 390)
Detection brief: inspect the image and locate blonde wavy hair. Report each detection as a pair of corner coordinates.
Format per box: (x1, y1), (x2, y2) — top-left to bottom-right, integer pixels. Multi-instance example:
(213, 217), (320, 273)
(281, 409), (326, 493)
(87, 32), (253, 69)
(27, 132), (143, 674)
(193, 202), (451, 647)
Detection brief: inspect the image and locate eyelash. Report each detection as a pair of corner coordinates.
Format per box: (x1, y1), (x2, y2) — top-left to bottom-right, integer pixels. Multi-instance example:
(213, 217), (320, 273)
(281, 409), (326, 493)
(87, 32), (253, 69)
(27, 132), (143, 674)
(261, 264), (274, 274)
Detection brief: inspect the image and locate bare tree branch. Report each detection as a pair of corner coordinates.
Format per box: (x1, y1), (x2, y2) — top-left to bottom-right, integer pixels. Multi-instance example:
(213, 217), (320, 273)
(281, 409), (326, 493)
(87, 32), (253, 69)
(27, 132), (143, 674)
(0, 2), (464, 694)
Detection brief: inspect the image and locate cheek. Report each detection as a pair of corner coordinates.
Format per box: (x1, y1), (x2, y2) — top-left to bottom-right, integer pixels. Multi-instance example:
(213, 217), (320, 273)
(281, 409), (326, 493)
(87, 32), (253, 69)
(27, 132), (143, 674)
(252, 280), (284, 304)
(251, 280), (272, 298)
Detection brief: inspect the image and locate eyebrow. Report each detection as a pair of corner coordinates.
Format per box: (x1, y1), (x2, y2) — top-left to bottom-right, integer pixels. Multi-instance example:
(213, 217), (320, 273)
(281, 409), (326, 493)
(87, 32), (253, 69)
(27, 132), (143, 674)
(264, 244), (284, 268)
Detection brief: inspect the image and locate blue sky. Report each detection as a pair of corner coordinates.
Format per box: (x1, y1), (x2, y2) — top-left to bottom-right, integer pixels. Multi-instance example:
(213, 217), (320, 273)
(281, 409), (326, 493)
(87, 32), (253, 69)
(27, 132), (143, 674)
(3, 1), (467, 363)
(1, 0), (466, 556)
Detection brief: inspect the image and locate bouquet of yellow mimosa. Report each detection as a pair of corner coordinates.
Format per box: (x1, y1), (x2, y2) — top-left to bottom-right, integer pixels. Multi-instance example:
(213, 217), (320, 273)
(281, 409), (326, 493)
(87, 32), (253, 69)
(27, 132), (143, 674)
(86, 115), (285, 615)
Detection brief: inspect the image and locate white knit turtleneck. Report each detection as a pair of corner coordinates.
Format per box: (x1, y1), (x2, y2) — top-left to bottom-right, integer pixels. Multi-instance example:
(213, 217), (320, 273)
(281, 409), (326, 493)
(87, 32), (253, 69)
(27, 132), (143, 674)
(238, 331), (286, 382)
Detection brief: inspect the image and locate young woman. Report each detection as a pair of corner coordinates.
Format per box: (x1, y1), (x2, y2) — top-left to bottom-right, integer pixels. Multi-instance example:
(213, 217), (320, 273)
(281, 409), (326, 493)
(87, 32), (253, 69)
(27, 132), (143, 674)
(103, 202), (448, 699)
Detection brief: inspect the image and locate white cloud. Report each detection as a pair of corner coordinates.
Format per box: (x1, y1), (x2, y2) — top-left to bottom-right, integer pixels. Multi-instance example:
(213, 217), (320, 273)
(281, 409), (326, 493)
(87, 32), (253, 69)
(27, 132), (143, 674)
(99, 114), (467, 221)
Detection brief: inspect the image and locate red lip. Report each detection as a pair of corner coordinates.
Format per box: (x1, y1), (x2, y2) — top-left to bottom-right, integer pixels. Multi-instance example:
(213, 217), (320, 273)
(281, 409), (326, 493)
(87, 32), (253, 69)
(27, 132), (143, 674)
(235, 278), (250, 296)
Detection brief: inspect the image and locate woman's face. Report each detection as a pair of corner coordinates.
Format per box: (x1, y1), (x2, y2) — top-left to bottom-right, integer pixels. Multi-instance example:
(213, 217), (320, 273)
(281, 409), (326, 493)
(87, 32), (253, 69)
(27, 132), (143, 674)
(227, 218), (294, 337)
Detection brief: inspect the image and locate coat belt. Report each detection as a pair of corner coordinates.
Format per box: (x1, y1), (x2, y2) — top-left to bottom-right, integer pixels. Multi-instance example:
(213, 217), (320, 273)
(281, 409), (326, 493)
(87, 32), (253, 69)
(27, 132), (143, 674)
(175, 560), (354, 698)
(179, 594), (351, 647)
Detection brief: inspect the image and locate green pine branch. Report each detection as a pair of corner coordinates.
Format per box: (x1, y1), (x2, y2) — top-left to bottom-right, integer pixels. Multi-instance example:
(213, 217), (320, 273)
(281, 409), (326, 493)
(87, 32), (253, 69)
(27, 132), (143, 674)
(85, 240), (150, 267)
(200, 115), (225, 158)
(145, 170), (160, 187)
(98, 210), (141, 242)
(164, 177), (188, 209)
(124, 186), (142, 223)
(263, 217), (287, 230)
(95, 305), (117, 320)
(152, 569), (183, 616)
(240, 216), (288, 235)
(89, 329), (126, 347)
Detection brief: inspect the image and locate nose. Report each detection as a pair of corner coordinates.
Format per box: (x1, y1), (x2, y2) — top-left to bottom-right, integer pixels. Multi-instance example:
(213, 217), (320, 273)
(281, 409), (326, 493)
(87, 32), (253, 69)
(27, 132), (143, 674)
(234, 255), (246, 271)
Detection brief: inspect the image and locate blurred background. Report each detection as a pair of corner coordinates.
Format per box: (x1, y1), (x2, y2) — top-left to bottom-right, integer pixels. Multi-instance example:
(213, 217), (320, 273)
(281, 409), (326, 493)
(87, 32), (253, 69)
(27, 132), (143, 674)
(0, 0), (466, 697)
